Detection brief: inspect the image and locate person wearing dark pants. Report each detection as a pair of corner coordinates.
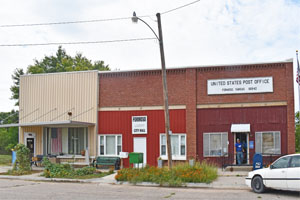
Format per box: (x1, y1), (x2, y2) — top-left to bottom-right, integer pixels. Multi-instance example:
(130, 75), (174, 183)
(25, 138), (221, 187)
(235, 138), (243, 165)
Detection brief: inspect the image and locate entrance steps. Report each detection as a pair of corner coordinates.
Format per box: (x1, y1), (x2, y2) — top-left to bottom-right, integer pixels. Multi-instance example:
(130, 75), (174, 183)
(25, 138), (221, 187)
(224, 165), (253, 172)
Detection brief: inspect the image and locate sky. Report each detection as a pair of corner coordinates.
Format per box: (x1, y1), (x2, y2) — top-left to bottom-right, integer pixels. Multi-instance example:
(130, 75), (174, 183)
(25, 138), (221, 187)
(0, 0), (300, 112)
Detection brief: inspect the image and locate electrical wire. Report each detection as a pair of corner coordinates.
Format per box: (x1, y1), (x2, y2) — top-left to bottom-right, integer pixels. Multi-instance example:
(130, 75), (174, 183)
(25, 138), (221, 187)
(161, 0), (201, 15)
(0, 37), (157, 47)
(0, 15), (152, 28)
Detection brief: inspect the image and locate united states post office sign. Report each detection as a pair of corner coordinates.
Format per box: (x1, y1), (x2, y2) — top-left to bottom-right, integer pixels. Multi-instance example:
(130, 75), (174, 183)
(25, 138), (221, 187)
(132, 116), (147, 134)
(207, 77), (273, 95)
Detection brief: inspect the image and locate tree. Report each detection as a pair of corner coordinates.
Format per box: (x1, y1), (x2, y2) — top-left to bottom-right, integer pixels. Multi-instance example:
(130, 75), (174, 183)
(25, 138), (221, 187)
(11, 46), (110, 105)
(10, 68), (24, 106)
(0, 110), (19, 154)
(295, 112), (300, 152)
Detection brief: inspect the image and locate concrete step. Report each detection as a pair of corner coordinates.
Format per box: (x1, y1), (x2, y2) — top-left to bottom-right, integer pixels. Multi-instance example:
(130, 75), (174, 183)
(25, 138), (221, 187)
(224, 165), (252, 172)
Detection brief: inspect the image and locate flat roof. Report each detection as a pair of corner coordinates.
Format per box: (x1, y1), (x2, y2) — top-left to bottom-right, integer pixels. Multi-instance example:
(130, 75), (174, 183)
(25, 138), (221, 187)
(0, 120), (95, 128)
(98, 58), (294, 74)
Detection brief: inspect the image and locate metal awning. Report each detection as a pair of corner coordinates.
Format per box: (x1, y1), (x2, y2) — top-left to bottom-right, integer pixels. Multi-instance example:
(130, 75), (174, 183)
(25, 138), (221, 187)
(0, 120), (95, 128)
(231, 124), (250, 132)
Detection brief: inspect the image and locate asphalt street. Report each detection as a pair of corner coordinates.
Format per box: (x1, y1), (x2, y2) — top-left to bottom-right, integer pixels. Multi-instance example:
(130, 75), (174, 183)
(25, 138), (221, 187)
(0, 179), (299, 200)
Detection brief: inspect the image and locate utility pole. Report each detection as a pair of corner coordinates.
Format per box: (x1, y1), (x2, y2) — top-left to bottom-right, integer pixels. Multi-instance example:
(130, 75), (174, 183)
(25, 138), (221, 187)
(132, 12), (172, 169)
(156, 13), (172, 169)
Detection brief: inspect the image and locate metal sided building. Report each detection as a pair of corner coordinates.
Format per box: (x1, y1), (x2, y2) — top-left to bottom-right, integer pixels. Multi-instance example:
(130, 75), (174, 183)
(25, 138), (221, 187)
(2, 60), (295, 167)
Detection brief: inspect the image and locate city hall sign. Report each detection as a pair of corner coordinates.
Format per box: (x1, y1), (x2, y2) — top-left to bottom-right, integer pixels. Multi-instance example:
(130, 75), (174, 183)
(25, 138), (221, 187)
(207, 77), (273, 95)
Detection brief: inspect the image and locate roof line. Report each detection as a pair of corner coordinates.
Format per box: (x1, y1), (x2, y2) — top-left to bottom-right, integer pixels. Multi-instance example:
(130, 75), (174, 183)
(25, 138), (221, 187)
(21, 70), (99, 77)
(98, 58), (293, 74)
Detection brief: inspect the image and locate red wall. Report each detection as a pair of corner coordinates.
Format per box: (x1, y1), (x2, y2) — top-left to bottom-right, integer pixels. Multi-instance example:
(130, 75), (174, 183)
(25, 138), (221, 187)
(197, 106), (287, 165)
(98, 109), (186, 167)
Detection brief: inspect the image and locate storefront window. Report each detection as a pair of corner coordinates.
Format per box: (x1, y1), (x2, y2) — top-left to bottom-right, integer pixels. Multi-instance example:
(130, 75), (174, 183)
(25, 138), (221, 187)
(160, 134), (186, 159)
(99, 135), (122, 156)
(255, 131), (280, 154)
(44, 127), (88, 155)
(203, 132), (228, 157)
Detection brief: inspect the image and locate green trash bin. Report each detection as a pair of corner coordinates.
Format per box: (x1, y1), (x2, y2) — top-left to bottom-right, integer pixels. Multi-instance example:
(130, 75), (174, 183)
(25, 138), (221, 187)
(129, 152), (143, 164)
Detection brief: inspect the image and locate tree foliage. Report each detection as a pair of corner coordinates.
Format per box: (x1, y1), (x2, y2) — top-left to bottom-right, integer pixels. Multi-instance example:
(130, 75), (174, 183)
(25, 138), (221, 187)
(11, 46), (110, 105)
(10, 69), (24, 106)
(0, 110), (19, 154)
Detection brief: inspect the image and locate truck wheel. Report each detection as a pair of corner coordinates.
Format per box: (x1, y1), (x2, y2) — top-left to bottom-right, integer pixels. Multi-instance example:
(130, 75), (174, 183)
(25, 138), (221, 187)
(251, 176), (265, 193)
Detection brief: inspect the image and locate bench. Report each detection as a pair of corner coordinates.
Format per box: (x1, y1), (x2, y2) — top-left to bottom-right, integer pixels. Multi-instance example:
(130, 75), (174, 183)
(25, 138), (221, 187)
(92, 156), (120, 170)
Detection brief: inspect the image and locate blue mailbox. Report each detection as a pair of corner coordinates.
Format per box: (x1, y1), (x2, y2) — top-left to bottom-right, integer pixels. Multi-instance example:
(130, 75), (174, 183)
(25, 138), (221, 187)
(253, 153), (263, 170)
(12, 150), (16, 164)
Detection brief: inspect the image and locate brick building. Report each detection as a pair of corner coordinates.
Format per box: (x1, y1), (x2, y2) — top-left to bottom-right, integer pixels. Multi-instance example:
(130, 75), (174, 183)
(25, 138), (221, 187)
(1, 60), (295, 167)
(98, 60), (295, 167)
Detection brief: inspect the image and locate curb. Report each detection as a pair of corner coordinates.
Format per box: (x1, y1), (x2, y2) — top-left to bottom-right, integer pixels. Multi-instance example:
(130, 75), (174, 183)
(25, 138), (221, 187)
(115, 181), (249, 190)
(0, 175), (249, 190)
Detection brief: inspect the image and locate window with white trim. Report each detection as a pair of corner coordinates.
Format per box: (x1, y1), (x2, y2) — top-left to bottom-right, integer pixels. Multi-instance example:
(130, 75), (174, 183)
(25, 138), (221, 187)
(203, 132), (228, 157)
(160, 134), (186, 160)
(99, 135), (122, 156)
(255, 131), (280, 155)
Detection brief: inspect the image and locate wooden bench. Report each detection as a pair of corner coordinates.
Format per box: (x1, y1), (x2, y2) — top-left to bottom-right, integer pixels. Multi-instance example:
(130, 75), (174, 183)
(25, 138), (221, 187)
(92, 156), (120, 170)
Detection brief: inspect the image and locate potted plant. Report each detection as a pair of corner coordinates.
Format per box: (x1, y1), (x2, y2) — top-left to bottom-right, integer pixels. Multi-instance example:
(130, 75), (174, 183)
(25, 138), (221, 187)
(157, 157), (163, 168)
(81, 149), (85, 156)
(189, 156), (195, 166)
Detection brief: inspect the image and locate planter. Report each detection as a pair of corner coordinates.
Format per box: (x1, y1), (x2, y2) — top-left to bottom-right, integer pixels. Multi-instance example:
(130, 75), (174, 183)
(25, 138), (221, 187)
(157, 159), (163, 168)
(189, 159), (195, 167)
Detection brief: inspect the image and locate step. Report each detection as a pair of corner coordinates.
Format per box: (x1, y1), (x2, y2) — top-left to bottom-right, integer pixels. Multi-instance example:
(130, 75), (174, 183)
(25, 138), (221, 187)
(224, 165), (253, 172)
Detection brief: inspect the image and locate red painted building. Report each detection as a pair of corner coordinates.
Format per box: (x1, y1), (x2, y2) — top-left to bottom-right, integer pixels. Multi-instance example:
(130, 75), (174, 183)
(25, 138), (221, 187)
(98, 60), (295, 167)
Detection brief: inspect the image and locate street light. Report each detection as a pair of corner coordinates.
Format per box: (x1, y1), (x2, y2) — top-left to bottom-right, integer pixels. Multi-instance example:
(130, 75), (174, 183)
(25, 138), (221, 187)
(132, 12), (173, 169)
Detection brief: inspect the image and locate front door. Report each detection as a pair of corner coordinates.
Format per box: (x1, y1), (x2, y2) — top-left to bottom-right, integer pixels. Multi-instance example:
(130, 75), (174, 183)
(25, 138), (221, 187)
(24, 132), (36, 158)
(234, 133), (249, 164)
(26, 138), (35, 158)
(133, 137), (147, 168)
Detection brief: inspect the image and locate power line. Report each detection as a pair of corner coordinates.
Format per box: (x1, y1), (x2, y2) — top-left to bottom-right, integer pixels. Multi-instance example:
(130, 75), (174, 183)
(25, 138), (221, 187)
(161, 0), (201, 15)
(0, 37), (157, 47)
(0, 15), (152, 28)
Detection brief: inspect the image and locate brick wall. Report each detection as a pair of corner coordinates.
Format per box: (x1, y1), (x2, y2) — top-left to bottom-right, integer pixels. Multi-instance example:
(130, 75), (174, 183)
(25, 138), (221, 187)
(98, 61), (295, 161)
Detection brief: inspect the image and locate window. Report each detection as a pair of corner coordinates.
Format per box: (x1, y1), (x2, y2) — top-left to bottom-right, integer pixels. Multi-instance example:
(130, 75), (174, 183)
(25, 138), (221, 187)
(203, 132), (228, 157)
(255, 132), (280, 155)
(44, 127), (88, 155)
(290, 156), (300, 168)
(99, 135), (122, 156)
(68, 128), (88, 155)
(272, 156), (290, 169)
(160, 134), (186, 160)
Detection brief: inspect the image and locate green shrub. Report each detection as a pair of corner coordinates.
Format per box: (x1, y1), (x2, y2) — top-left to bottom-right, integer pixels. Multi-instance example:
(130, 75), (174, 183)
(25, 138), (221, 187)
(10, 144), (31, 174)
(115, 161), (218, 186)
(42, 157), (96, 178)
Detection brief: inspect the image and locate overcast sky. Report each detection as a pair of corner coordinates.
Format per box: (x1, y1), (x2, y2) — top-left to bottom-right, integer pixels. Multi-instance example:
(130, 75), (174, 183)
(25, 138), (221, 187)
(0, 0), (300, 112)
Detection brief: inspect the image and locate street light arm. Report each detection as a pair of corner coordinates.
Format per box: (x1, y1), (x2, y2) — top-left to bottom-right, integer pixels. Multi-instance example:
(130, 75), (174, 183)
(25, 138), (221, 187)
(135, 17), (160, 41)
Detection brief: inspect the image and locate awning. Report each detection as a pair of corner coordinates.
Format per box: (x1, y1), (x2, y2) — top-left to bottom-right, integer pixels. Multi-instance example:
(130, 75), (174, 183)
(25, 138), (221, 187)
(231, 124), (250, 132)
(0, 120), (95, 128)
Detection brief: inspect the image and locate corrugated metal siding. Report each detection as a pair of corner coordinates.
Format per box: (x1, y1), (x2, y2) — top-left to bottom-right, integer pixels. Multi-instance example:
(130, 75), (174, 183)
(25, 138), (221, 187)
(19, 71), (98, 156)
(98, 110), (186, 167)
(197, 106), (287, 165)
(20, 126), (43, 155)
(19, 71), (98, 124)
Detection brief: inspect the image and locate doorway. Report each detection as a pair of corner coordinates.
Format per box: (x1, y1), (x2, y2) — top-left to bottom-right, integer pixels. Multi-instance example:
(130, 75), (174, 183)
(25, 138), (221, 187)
(24, 132), (36, 158)
(234, 133), (249, 164)
(133, 137), (147, 168)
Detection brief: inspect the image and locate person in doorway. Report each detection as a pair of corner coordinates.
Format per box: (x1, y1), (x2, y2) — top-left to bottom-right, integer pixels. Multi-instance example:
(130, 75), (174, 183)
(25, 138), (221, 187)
(235, 138), (243, 165)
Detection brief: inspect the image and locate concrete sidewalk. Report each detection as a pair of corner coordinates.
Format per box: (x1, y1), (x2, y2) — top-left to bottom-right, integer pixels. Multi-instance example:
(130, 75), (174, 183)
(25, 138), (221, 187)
(0, 166), (249, 190)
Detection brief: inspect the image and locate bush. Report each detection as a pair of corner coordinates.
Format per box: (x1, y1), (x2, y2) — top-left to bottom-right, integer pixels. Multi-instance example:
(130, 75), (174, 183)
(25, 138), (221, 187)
(10, 144), (31, 174)
(42, 157), (96, 178)
(115, 162), (218, 186)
